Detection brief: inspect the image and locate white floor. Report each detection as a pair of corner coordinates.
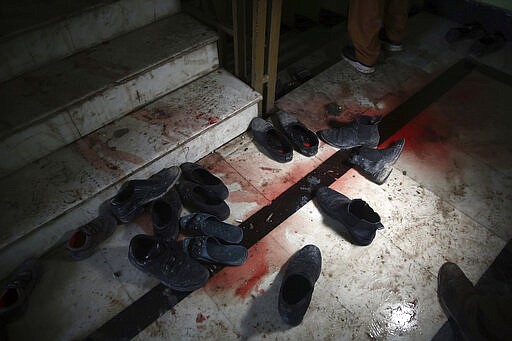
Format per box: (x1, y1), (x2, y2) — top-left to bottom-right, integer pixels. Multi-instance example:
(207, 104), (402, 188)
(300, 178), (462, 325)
(5, 11), (512, 341)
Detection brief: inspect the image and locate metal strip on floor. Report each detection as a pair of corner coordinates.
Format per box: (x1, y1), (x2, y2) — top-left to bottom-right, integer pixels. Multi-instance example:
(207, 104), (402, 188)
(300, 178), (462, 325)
(86, 59), (475, 341)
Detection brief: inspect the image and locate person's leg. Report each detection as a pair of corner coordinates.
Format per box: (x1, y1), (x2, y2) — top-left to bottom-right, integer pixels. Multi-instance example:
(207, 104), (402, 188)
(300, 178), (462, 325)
(383, 0), (408, 43)
(347, 0), (384, 66)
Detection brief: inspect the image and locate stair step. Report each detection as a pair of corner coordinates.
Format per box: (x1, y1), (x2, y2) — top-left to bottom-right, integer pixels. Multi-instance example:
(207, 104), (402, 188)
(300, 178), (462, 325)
(0, 12), (219, 178)
(0, 69), (261, 275)
(0, 0), (180, 82)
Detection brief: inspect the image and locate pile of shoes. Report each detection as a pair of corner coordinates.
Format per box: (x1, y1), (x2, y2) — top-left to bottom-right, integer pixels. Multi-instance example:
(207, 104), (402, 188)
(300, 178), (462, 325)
(318, 115), (405, 185)
(444, 22), (506, 58)
(65, 163), (247, 292)
(250, 111), (319, 163)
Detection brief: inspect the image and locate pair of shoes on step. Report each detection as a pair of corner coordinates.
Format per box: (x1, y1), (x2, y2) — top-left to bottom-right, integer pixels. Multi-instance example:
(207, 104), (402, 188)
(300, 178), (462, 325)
(318, 115), (405, 184)
(0, 259), (42, 326)
(66, 166), (182, 260)
(177, 163), (230, 221)
(250, 111), (319, 163)
(128, 213), (247, 292)
(316, 187), (383, 246)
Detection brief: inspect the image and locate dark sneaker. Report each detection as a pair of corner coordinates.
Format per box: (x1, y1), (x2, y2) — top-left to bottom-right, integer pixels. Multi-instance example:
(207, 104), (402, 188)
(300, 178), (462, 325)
(128, 234), (209, 291)
(0, 259), (42, 325)
(278, 245), (322, 326)
(348, 138), (405, 185)
(274, 111), (318, 156)
(151, 188), (182, 241)
(177, 180), (230, 221)
(316, 187), (383, 246)
(342, 46), (375, 74)
(179, 213), (243, 244)
(110, 166), (181, 223)
(182, 236), (248, 266)
(67, 211), (118, 260)
(317, 115), (380, 150)
(469, 32), (506, 58)
(180, 162), (229, 200)
(250, 117), (293, 163)
(379, 29), (403, 52)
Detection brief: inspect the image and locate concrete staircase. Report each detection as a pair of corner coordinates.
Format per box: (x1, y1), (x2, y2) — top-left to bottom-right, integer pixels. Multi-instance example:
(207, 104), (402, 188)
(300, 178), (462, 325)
(0, 0), (261, 276)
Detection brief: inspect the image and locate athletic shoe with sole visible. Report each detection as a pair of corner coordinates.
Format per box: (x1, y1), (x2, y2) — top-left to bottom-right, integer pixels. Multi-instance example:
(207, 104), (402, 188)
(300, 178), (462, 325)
(342, 46), (375, 74)
(379, 29), (403, 52)
(110, 166), (181, 223)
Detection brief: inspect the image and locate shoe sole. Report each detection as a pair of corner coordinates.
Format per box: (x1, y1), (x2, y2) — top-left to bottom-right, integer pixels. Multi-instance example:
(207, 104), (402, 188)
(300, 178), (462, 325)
(342, 55), (375, 74)
(381, 42), (403, 52)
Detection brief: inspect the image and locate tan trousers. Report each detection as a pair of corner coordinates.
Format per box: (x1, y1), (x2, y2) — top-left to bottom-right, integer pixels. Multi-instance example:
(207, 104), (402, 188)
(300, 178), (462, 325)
(348, 0), (408, 65)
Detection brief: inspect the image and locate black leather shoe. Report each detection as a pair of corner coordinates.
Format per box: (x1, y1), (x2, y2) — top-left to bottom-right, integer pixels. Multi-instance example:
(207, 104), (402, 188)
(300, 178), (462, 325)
(110, 166), (181, 223)
(179, 213), (243, 244)
(177, 180), (230, 221)
(0, 259), (42, 325)
(316, 187), (383, 246)
(67, 210), (118, 260)
(180, 162), (229, 200)
(128, 235), (209, 291)
(274, 111), (318, 156)
(278, 245), (322, 326)
(318, 115), (380, 150)
(251, 117), (293, 163)
(348, 138), (405, 185)
(151, 188), (182, 241)
(183, 236), (248, 266)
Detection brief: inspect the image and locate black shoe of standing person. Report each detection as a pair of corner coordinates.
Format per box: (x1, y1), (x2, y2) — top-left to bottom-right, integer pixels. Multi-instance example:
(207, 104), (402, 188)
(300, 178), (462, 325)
(342, 46), (375, 74)
(317, 115), (380, 150)
(110, 166), (181, 223)
(0, 259), (42, 325)
(177, 180), (230, 221)
(128, 235), (209, 292)
(278, 245), (322, 326)
(67, 210), (118, 260)
(180, 162), (229, 200)
(348, 138), (405, 185)
(250, 117), (293, 163)
(316, 187), (383, 246)
(151, 188), (182, 241)
(179, 213), (243, 244)
(274, 111), (318, 156)
(379, 28), (403, 52)
(437, 262), (481, 341)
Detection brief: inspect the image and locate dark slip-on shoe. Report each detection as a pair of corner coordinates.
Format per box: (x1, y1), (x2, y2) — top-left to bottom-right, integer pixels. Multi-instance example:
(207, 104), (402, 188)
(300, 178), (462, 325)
(180, 162), (229, 200)
(251, 117), (293, 163)
(278, 245), (322, 326)
(274, 111), (318, 157)
(151, 188), (182, 241)
(128, 234), (209, 292)
(179, 213), (243, 244)
(183, 236), (248, 266)
(177, 180), (230, 221)
(316, 187), (383, 246)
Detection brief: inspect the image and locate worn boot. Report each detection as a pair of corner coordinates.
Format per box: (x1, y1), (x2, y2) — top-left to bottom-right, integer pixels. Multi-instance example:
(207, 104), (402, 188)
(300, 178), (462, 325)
(318, 115), (380, 150)
(349, 138), (405, 185)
